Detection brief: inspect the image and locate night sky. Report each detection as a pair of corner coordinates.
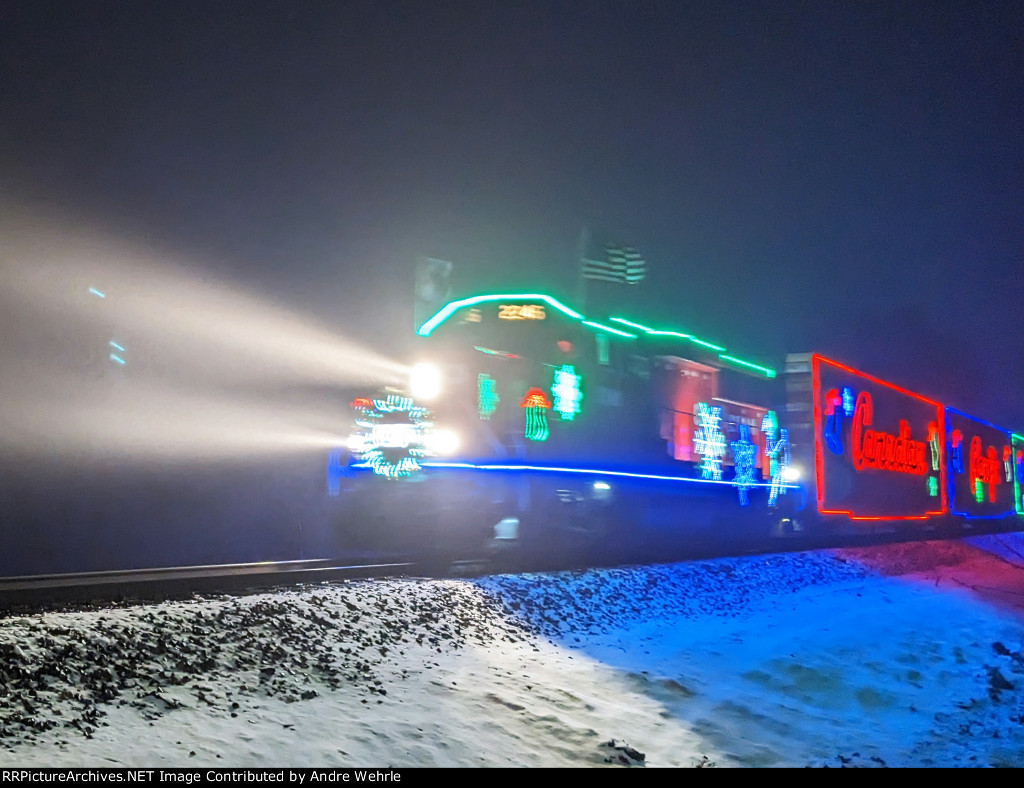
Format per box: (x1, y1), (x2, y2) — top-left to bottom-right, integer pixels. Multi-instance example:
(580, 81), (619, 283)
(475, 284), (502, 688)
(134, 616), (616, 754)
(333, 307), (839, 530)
(3, 1), (1022, 425)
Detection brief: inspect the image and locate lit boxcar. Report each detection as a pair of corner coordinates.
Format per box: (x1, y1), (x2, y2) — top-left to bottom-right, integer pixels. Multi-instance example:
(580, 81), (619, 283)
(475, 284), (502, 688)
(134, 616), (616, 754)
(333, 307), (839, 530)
(783, 353), (1022, 538)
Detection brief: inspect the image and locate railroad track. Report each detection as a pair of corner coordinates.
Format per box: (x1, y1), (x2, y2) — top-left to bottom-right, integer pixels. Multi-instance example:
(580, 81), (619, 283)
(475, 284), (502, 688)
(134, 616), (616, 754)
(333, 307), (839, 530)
(0, 558), (417, 613)
(0, 520), (1010, 614)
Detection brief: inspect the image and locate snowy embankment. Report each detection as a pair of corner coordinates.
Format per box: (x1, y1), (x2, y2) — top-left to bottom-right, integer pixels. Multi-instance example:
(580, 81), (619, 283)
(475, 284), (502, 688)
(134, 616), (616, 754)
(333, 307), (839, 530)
(1, 536), (1023, 767)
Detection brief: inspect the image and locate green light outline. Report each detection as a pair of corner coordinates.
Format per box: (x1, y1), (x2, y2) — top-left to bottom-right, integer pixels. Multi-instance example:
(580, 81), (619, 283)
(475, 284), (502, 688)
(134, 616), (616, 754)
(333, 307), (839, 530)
(611, 316), (727, 352)
(418, 293), (773, 377)
(610, 315), (774, 377)
(1014, 434), (1024, 516)
(718, 354), (777, 379)
(608, 317), (655, 332)
(417, 293), (584, 336)
(477, 373), (499, 420)
(647, 330), (726, 352)
(581, 321), (637, 338)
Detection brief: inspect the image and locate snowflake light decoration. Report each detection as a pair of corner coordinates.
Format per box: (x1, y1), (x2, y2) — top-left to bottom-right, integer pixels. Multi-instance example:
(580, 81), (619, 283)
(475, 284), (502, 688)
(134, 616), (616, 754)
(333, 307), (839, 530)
(551, 365), (582, 421)
(350, 394), (431, 478)
(730, 424), (759, 505)
(765, 424), (791, 507)
(693, 402), (726, 480)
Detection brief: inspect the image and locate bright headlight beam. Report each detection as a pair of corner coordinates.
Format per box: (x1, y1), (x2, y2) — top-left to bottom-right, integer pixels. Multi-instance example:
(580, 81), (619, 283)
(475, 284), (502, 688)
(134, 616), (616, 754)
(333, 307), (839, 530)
(0, 202), (409, 463)
(426, 429), (460, 456)
(410, 362), (442, 400)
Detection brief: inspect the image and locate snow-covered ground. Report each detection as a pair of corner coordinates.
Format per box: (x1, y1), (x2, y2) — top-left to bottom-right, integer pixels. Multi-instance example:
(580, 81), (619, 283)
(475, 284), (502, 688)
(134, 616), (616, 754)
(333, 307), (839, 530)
(2, 534), (1024, 768)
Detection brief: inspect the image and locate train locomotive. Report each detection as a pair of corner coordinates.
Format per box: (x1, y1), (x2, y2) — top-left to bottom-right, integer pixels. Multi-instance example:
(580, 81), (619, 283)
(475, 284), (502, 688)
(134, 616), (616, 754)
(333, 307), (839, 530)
(330, 290), (1023, 569)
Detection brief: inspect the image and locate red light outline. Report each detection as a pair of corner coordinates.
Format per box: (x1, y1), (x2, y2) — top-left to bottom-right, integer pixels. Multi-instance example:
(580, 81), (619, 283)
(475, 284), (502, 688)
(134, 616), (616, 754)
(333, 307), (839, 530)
(812, 354), (947, 521)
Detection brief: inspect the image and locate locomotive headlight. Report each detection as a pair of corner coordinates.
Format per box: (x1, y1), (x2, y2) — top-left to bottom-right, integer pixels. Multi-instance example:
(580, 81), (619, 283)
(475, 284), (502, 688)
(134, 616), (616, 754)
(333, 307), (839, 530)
(783, 465), (801, 482)
(426, 428), (460, 456)
(410, 362), (442, 400)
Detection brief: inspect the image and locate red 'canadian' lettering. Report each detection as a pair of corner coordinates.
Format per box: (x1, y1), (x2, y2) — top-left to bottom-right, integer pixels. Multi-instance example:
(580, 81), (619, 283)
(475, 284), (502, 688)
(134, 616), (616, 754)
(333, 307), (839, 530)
(851, 391), (927, 475)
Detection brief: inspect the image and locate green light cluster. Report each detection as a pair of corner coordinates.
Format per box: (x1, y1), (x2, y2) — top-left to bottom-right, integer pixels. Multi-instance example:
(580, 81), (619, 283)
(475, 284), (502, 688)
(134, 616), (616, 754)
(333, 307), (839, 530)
(1014, 434), (1024, 515)
(478, 373), (500, 420)
(551, 365), (583, 420)
(524, 403), (549, 441)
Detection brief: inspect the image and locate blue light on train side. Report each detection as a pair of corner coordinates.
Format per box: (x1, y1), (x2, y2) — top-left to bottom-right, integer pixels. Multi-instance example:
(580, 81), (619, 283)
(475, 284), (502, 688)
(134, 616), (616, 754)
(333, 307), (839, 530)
(945, 407), (1015, 520)
(414, 460), (801, 492)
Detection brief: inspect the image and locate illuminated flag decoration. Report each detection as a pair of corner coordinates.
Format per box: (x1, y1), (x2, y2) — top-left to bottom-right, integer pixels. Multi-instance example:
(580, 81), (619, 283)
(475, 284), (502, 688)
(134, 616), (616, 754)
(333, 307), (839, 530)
(581, 244), (645, 284)
(551, 365), (583, 421)
(521, 388), (551, 442)
(693, 402), (726, 480)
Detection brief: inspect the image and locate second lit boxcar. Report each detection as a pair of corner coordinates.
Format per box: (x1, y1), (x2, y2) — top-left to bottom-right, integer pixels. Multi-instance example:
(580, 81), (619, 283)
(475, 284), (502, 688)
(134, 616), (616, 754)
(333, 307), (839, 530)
(784, 353), (1022, 538)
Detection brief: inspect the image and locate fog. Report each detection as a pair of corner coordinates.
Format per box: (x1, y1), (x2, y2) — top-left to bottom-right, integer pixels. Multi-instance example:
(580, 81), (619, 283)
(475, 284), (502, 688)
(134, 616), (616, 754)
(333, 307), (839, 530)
(0, 204), (406, 463)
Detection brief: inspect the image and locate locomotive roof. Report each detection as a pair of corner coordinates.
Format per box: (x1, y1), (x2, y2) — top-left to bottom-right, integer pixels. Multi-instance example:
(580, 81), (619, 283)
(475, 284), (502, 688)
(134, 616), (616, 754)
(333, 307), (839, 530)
(415, 291), (777, 379)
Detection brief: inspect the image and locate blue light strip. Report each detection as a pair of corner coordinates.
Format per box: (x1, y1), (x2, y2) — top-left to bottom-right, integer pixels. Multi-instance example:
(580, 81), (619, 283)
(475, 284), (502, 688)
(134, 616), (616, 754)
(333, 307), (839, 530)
(89, 287), (106, 298)
(416, 460), (800, 490)
(109, 353), (125, 365)
(109, 341), (125, 352)
(945, 406), (1013, 434)
(945, 407), (1015, 519)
